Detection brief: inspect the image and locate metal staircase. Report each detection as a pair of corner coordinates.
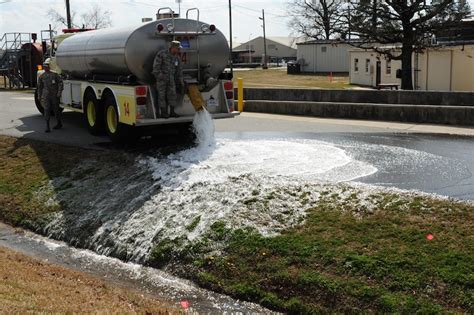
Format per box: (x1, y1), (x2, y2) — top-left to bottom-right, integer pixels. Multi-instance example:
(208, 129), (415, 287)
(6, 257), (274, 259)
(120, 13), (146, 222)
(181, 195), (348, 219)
(0, 32), (33, 89)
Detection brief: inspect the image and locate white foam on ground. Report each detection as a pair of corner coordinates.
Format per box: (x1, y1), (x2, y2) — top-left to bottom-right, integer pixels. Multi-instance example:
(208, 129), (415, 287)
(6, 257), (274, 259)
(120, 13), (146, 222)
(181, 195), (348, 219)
(148, 110), (377, 189)
(151, 138), (377, 189)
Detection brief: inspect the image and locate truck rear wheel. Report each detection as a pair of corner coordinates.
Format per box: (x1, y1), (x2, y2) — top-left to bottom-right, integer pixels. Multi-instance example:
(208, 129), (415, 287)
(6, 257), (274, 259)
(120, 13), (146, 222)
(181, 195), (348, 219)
(35, 89), (63, 116)
(84, 92), (104, 135)
(104, 95), (136, 143)
(34, 89), (44, 114)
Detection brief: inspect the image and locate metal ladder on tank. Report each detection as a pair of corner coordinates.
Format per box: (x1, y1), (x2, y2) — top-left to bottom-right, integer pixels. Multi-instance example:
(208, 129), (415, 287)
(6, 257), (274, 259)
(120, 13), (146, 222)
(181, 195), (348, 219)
(184, 8), (202, 83)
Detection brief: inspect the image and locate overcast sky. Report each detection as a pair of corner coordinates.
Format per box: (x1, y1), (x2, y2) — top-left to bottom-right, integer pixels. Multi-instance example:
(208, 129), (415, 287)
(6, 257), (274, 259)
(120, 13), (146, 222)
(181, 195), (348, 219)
(1, 0), (473, 44)
(0, 0), (292, 44)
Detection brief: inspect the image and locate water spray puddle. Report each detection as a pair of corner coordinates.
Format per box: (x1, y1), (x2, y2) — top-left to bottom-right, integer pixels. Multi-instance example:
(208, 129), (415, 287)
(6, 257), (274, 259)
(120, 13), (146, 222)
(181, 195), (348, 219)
(93, 111), (379, 261)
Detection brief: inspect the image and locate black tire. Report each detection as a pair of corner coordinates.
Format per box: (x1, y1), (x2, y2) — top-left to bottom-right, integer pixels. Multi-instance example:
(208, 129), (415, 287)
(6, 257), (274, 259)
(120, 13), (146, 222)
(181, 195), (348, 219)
(104, 95), (137, 143)
(34, 89), (44, 115)
(34, 89), (64, 117)
(83, 91), (104, 135)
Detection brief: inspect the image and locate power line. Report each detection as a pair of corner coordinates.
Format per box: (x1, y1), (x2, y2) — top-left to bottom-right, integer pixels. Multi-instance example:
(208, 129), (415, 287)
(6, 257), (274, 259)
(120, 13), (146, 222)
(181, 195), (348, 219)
(232, 6), (288, 26)
(233, 3), (287, 17)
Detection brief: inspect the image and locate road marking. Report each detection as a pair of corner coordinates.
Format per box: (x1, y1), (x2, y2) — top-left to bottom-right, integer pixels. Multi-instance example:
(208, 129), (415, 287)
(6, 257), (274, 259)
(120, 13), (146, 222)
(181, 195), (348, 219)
(11, 97), (34, 100)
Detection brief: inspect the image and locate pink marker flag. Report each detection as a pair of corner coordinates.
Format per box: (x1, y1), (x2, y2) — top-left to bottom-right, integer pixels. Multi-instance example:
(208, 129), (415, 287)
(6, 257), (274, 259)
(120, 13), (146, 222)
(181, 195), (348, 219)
(181, 300), (190, 309)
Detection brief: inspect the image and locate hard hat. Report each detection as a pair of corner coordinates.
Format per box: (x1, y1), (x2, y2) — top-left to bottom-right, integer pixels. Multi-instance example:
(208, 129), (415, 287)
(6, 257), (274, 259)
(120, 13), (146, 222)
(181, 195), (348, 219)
(43, 58), (51, 66)
(170, 40), (182, 49)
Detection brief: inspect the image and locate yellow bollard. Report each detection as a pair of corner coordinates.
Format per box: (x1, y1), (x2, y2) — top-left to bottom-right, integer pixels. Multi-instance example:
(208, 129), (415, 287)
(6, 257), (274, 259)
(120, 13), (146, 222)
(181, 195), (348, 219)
(237, 77), (244, 112)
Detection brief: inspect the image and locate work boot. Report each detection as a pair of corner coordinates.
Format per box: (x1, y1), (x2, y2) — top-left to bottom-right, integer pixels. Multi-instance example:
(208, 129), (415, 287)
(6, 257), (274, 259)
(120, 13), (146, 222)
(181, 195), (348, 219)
(45, 120), (51, 133)
(53, 121), (63, 130)
(170, 108), (179, 118)
(160, 108), (169, 119)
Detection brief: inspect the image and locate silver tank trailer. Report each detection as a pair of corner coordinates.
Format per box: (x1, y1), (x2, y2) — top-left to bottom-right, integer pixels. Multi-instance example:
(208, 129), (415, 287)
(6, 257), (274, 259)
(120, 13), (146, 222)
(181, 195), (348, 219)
(56, 18), (229, 84)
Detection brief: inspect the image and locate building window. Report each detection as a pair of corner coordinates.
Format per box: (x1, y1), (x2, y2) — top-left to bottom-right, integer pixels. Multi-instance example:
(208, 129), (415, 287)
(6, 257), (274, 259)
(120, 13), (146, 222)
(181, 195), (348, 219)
(354, 58), (359, 72)
(268, 44), (276, 49)
(365, 59), (370, 73)
(321, 46), (327, 53)
(386, 60), (391, 75)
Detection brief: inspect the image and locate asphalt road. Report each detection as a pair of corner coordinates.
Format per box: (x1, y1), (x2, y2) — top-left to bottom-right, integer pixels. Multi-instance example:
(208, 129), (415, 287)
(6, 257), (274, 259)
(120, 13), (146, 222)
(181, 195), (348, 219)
(1, 89), (474, 200)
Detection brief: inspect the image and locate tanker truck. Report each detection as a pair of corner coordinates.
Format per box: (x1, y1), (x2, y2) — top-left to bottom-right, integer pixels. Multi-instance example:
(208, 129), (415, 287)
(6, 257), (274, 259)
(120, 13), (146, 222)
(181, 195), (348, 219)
(35, 8), (237, 142)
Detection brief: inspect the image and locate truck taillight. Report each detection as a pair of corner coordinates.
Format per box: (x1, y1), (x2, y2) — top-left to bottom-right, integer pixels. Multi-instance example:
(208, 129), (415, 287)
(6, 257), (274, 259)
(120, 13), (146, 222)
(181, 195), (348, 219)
(135, 86), (147, 120)
(224, 81), (233, 90)
(135, 86), (147, 96)
(224, 81), (234, 99)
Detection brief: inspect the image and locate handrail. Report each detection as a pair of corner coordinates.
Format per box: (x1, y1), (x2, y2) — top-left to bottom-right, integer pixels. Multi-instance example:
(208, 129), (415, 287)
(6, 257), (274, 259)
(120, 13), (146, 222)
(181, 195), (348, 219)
(186, 8), (200, 26)
(1, 32), (32, 52)
(157, 7), (176, 38)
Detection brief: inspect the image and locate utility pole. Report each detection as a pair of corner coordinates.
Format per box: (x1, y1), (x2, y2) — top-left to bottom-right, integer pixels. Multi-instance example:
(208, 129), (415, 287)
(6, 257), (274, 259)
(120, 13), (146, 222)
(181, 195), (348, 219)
(229, 0), (233, 76)
(176, 0), (182, 17)
(259, 9), (268, 69)
(65, 0), (72, 29)
(371, 0), (377, 33)
(346, 0), (351, 40)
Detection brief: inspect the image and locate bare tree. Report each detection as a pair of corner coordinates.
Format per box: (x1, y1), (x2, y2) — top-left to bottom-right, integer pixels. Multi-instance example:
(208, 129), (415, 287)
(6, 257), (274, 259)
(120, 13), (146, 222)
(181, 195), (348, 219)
(288, 0), (347, 40)
(433, 0), (471, 23)
(47, 3), (112, 30)
(47, 8), (78, 29)
(80, 4), (112, 29)
(348, 0), (470, 90)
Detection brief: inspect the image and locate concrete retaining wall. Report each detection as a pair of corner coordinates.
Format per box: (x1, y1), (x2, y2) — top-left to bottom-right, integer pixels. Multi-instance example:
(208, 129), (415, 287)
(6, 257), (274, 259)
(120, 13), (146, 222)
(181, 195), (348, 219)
(236, 88), (474, 126)
(244, 101), (474, 126)
(240, 88), (474, 106)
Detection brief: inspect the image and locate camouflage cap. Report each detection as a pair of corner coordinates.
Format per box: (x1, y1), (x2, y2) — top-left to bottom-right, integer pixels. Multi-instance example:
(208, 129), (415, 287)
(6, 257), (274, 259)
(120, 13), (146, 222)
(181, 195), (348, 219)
(43, 58), (51, 66)
(170, 40), (182, 48)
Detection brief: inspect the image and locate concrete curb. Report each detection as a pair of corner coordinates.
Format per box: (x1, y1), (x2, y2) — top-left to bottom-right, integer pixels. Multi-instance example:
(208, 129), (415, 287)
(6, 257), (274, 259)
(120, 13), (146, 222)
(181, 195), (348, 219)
(244, 101), (474, 126)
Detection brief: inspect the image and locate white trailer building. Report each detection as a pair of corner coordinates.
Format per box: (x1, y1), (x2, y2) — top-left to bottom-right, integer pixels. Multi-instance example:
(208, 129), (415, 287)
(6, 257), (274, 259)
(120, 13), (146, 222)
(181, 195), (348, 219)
(349, 44), (474, 91)
(296, 40), (356, 73)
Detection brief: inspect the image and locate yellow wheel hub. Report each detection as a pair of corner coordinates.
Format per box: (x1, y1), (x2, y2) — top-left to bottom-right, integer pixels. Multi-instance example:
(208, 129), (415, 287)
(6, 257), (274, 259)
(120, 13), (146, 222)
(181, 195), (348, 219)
(106, 105), (118, 134)
(87, 101), (96, 127)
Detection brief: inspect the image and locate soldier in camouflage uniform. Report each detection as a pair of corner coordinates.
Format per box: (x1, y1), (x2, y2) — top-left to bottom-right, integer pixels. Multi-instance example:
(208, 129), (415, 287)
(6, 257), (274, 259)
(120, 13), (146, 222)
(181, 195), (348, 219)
(37, 59), (64, 132)
(152, 40), (185, 118)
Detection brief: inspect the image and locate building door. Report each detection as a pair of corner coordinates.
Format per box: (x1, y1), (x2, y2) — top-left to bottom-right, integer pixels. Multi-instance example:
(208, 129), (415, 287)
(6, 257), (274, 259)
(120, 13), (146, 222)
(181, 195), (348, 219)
(376, 61), (381, 86)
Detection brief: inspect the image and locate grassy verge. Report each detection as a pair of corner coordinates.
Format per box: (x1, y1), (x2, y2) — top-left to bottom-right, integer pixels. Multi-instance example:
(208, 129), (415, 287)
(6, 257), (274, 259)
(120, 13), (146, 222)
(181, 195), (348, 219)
(232, 68), (352, 89)
(0, 246), (175, 313)
(0, 135), (100, 229)
(150, 194), (474, 313)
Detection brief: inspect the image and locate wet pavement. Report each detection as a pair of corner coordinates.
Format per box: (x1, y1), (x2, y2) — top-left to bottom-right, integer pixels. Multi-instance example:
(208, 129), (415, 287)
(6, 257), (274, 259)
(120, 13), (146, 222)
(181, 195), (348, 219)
(218, 132), (474, 201)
